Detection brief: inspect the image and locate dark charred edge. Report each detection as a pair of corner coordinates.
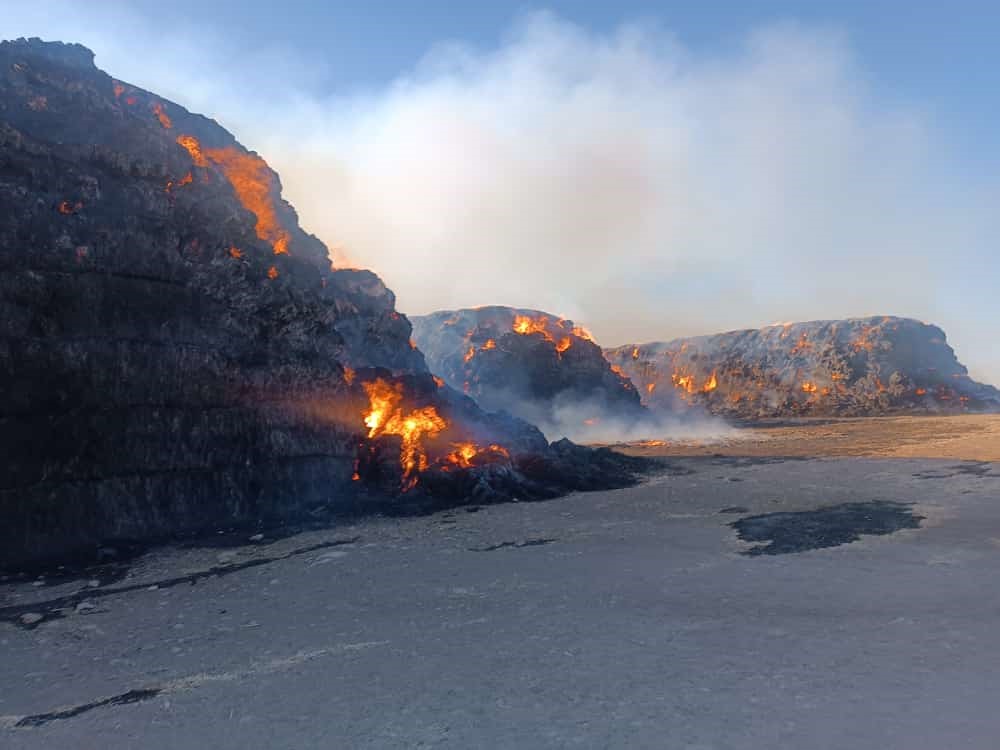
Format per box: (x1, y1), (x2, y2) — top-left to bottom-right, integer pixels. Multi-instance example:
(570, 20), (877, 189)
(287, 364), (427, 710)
(730, 501), (924, 556)
(0, 537), (359, 630)
(718, 506), (750, 514)
(14, 688), (162, 728)
(468, 538), (558, 552)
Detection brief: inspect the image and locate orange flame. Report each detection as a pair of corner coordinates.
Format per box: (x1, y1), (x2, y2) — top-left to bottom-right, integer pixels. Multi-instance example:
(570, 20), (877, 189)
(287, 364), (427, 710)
(631, 347), (640, 360)
(571, 325), (595, 342)
(702, 372), (718, 393)
(176, 135), (208, 167)
(801, 381), (818, 394)
(362, 378), (447, 483)
(228, 246), (243, 259)
(57, 200), (81, 215)
(481, 339), (497, 351)
(513, 314), (552, 338)
(151, 102), (172, 129)
(556, 337), (572, 353)
(610, 364), (626, 378)
(646, 383), (656, 394)
(915, 387), (927, 396)
(673, 373), (695, 394)
(463, 346), (476, 363)
(267, 266), (279, 280)
(175, 135), (291, 255)
(432, 375), (445, 388)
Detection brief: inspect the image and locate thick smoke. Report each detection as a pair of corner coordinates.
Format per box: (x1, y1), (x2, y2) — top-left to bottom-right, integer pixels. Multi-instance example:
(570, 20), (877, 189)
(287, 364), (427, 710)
(7, 6), (1000, 385)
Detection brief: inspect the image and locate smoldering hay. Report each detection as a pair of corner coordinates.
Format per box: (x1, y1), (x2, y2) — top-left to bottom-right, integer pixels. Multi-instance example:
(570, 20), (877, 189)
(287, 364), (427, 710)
(5, 8), (999, 384)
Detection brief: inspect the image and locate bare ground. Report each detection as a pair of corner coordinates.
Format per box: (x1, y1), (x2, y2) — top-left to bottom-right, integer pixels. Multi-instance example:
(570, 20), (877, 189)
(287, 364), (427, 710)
(610, 414), (1000, 461)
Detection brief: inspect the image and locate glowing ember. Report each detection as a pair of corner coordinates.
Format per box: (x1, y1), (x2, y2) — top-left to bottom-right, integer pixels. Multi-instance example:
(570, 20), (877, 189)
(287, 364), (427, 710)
(610, 364), (626, 377)
(176, 135), (208, 167)
(631, 347), (640, 360)
(57, 200), (82, 215)
(463, 346), (476, 363)
(343, 365), (355, 385)
(228, 246), (243, 259)
(362, 378), (447, 483)
(151, 102), (172, 129)
(801, 382), (819, 394)
(432, 375), (445, 388)
(556, 337), (572, 353)
(267, 266), (279, 280)
(852, 325), (878, 353)
(915, 387), (927, 396)
(175, 135), (292, 255)
(702, 372), (718, 393)
(481, 339), (497, 351)
(646, 383), (656, 394)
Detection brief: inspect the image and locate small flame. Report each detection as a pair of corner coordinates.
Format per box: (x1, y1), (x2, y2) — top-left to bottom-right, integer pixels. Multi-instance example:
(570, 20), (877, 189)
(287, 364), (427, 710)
(151, 102), (172, 129)
(915, 387), (927, 396)
(463, 346), (476, 363)
(481, 339), (497, 351)
(571, 325), (595, 342)
(556, 337), (572, 353)
(646, 383), (656, 394)
(702, 372), (718, 393)
(432, 375), (445, 388)
(801, 381), (818, 394)
(267, 266), (279, 280)
(228, 246), (243, 259)
(631, 347), (640, 360)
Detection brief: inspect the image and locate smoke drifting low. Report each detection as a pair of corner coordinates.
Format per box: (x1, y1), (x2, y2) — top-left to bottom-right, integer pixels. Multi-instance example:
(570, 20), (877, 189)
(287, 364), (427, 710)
(7, 6), (1000, 384)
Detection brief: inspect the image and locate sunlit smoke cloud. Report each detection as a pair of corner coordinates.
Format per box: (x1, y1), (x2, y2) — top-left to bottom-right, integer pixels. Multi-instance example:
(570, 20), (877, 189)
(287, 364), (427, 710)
(6, 6), (1000, 384)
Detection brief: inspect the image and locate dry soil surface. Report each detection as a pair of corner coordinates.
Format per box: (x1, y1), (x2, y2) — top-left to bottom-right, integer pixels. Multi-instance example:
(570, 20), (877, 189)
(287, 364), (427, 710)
(611, 414), (1000, 461)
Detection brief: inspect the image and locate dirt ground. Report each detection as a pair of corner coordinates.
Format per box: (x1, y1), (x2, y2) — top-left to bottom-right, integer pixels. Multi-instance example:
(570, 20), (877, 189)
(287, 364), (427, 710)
(610, 414), (1000, 461)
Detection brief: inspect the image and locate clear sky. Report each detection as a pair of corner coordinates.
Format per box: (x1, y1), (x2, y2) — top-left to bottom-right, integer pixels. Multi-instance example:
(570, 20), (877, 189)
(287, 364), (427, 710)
(6, 1), (1000, 383)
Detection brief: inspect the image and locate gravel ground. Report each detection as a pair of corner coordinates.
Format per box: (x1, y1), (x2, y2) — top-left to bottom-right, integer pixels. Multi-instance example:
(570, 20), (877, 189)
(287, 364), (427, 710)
(2, 454), (999, 749)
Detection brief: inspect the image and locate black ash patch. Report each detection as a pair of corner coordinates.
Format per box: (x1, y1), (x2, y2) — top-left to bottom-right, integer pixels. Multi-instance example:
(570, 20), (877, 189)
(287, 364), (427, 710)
(732, 501), (923, 556)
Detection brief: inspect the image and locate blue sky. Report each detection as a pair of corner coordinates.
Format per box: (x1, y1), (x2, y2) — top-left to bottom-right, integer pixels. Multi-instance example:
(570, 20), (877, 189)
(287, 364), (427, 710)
(6, 1), (1000, 383)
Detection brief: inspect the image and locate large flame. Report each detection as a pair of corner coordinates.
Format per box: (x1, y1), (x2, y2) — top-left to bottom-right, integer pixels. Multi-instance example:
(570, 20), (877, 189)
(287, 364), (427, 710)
(513, 314), (552, 338)
(362, 378), (447, 483)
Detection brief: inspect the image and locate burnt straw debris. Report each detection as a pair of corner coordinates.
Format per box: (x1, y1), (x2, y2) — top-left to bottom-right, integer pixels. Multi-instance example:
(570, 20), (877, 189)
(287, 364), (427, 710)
(469, 538), (558, 552)
(731, 501), (924, 555)
(0, 38), (651, 568)
(14, 688), (162, 728)
(0, 538), (359, 630)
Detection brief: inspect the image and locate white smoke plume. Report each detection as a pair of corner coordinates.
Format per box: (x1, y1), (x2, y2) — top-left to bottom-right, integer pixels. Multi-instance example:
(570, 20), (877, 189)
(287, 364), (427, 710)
(7, 5), (1000, 384)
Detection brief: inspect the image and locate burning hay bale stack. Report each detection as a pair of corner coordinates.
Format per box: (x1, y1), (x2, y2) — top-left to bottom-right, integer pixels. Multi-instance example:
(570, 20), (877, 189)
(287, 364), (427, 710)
(411, 306), (648, 439)
(606, 316), (1000, 419)
(0, 39), (646, 567)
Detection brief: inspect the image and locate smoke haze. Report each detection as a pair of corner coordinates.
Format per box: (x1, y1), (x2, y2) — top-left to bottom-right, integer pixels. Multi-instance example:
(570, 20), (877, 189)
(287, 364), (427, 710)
(7, 5), (1000, 384)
